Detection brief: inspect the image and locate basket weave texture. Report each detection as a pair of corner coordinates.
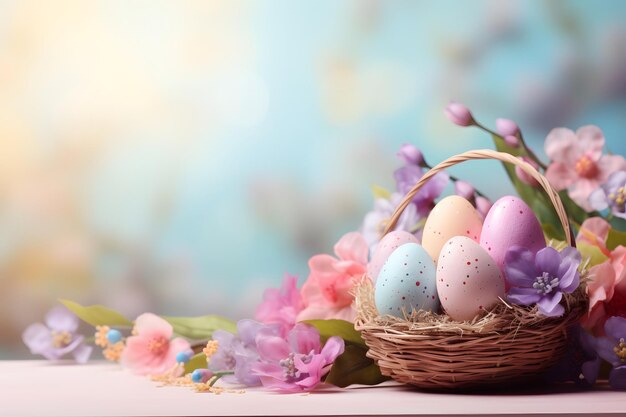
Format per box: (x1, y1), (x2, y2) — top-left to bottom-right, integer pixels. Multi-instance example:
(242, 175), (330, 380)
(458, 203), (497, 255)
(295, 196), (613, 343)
(354, 149), (588, 390)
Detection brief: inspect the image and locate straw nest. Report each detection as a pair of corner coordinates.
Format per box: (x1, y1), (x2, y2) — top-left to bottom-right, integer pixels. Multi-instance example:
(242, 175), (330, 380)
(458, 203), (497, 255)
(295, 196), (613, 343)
(354, 276), (588, 390)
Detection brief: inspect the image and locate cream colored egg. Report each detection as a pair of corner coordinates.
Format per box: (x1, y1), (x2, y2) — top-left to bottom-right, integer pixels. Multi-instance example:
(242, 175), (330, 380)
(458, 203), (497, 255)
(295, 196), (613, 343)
(436, 236), (505, 321)
(422, 196), (483, 263)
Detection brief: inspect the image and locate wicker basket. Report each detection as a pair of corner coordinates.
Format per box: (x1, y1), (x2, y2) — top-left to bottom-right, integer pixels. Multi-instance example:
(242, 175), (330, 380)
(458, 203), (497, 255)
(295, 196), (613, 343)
(354, 149), (588, 390)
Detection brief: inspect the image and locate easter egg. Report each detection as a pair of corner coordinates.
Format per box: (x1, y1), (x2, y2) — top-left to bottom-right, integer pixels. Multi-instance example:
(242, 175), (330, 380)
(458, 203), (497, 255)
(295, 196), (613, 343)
(368, 231), (420, 282)
(422, 195), (483, 263)
(375, 243), (439, 317)
(480, 196), (546, 274)
(436, 236), (504, 321)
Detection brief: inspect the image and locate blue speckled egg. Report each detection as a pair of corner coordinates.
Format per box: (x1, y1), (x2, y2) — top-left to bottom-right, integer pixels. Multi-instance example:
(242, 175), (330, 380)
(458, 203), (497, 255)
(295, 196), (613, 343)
(374, 243), (439, 317)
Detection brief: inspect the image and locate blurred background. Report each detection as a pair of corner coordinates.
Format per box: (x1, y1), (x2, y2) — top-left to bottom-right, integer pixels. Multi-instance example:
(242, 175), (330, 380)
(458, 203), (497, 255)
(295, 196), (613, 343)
(2, 0), (626, 358)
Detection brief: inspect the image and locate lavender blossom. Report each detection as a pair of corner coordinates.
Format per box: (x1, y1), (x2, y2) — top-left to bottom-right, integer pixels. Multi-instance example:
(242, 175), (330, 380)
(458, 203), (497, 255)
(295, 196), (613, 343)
(393, 165), (449, 216)
(596, 316), (626, 390)
(361, 192), (421, 254)
(209, 319), (281, 386)
(589, 171), (626, 219)
(22, 306), (92, 363)
(504, 246), (581, 317)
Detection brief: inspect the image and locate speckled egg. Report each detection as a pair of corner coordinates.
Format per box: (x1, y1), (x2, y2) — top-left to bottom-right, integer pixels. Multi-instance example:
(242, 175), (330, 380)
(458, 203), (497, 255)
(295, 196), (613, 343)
(368, 231), (420, 282)
(480, 196), (546, 274)
(422, 195), (483, 263)
(375, 243), (439, 318)
(436, 236), (504, 321)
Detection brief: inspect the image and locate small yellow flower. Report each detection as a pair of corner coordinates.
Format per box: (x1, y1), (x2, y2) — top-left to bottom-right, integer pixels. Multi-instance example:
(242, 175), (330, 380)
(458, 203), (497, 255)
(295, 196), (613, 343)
(103, 341), (125, 362)
(203, 340), (219, 360)
(95, 326), (111, 348)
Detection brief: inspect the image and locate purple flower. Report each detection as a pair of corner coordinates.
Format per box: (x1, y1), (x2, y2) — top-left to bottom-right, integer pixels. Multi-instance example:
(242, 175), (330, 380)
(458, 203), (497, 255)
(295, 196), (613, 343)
(22, 306), (92, 363)
(444, 101), (475, 126)
(589, 171), (626, 219)
(251, 323), (344, 393)
(596, 317), (626, 390)
(545, 326), (600, 387)
(255, 274), (303, 337)
(361, 193), (421, 254)
(396, 144), (424, 166)
(393, 165), (449, 216)
(210, 319), (281, 386)
(504, 246), (581, 317)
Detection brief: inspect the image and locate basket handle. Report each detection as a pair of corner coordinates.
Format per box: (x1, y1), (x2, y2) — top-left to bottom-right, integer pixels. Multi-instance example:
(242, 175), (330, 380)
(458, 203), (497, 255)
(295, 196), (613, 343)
(383, 149), (575, 247)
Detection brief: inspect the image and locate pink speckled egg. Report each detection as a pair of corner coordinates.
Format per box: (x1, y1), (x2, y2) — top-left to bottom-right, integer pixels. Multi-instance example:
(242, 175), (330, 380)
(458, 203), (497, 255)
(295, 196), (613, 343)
(480, 196), (546, 275)
(422, 196), (483, 263)
(436, 236), (504, 321)
(368, 231), (419, 282)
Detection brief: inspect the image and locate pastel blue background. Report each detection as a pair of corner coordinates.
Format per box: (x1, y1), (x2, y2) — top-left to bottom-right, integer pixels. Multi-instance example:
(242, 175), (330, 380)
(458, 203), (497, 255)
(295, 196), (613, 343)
(2, 0), (626, 357)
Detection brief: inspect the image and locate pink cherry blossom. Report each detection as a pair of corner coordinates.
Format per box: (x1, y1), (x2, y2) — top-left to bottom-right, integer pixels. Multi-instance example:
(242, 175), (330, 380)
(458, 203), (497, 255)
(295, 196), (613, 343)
(296, 232), (368, 322)
(120, 313), (191, 376)
(255, 274), (304, 336)
(544, 126), (626, 210)
(577, 218), (626, 336)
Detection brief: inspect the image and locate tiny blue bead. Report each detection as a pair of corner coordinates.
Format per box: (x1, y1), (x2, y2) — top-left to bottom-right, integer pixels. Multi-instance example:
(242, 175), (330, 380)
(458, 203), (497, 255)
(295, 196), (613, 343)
(106, 329), (122, 344)
(176, 351), (191, 364)
(191, 369), (203, 383)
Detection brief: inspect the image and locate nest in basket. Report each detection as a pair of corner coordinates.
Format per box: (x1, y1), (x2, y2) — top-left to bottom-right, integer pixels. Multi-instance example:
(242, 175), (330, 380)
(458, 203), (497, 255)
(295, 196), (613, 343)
(353, 150), (591, 390)
(354, 275), (588, 390)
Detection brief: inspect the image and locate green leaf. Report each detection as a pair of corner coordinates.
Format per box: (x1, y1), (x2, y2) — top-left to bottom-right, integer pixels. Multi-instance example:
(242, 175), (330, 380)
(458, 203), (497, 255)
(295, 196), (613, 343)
(59, 299), (133, 327)
(607, 224), (626, 250)
(578, 242), (609, 267)
(184, 352), (207, 374)
(162, 315), (237, 341)
(303, 319), (365, 347)
(541, 223), (562, 242)
(324, 344), (388, 387)
(371, 184), (391, 200)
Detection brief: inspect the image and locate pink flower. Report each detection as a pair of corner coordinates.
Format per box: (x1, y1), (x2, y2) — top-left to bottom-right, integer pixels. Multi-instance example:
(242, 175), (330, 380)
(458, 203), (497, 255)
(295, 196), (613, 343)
(120, 313), (190, 376)
(577, 218), (626, 336)
(255, 274), (304, 336)
(251, 323), (344, 392)
(444, 101), (475, 126)
(545, 126), (626, 210)
(296, 232), (368, 322)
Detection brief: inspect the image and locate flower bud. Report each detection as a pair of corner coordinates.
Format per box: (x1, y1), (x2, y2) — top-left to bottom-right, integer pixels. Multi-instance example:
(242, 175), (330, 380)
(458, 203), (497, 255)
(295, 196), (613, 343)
(515, 156), (540, 187)
(444, 101), (475, 126)
(396, 144), (424, 166)
(504, 135), (520, 148)
(454, 180), (475, 201)
(175, 350), (193, 364)
(496, 118), (519, 137)
(475, 196), (493, 220)
(191, 368), (213, 383)
(106, 329), (122, 344)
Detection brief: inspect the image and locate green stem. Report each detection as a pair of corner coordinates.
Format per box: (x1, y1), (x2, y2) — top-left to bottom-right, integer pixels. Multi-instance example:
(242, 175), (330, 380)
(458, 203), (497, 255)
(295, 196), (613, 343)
(474, 122), (548, 170)
(208, 371), (235, 387)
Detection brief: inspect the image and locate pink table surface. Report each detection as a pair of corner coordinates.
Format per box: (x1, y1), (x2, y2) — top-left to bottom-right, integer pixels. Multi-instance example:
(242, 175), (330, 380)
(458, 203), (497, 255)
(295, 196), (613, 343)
(1, 361), (625, 417)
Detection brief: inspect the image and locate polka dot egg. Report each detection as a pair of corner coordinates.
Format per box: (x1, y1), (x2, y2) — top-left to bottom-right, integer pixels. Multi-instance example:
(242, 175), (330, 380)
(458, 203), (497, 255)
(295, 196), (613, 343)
(436, 236), (504, 321)
(375, 243), (439, 318)
(368, 230), (419, 282)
